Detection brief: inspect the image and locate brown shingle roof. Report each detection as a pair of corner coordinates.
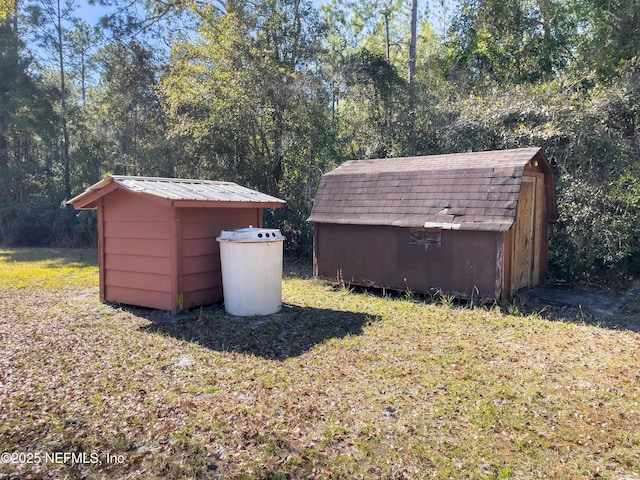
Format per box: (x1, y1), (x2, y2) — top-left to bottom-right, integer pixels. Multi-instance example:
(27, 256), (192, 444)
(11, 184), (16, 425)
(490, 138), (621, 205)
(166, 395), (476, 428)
(308, 147), (552, 231)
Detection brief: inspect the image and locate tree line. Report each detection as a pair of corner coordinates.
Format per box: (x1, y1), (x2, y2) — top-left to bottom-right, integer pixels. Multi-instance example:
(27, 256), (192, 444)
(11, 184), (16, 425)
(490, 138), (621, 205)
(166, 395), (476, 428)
(1, 0), (639, 282)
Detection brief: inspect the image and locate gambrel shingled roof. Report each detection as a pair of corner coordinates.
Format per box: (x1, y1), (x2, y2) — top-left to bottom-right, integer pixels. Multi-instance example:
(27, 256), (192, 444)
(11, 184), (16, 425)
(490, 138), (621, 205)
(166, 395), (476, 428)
(308, 147), (557, 231)
(68, 176), (285, 210)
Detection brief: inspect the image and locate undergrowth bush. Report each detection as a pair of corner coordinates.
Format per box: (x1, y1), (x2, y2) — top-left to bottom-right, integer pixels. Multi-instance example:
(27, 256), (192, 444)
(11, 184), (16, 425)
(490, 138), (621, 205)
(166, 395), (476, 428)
(438, 64), (640, 283)
(0, 197), (97, 248)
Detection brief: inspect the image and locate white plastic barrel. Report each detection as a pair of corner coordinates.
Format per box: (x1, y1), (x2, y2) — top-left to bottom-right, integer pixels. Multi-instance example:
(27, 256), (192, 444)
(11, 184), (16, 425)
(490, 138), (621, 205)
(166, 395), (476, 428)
(216, 226), (285, 316)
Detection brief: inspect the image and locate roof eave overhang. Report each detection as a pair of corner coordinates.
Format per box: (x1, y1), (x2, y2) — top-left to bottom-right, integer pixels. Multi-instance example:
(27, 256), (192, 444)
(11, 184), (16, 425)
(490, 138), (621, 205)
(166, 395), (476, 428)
(67, 180), (120, 210)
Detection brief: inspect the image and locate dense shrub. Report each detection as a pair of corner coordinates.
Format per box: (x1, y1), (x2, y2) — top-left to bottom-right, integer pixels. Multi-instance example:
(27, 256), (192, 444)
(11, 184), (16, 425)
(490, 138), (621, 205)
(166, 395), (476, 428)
(0, 198), (97, 248)
(434, 66), (640, 282)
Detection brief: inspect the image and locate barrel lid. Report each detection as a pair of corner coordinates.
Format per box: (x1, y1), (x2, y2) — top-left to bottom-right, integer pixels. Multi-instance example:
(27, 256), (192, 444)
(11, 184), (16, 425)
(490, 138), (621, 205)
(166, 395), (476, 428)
(217, 226), (285, 243)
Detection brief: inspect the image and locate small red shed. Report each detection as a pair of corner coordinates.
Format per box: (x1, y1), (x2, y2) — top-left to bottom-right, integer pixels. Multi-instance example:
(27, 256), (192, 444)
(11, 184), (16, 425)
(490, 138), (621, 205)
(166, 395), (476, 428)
(308, 148), (557, 300)
(68, 176), (285, 313)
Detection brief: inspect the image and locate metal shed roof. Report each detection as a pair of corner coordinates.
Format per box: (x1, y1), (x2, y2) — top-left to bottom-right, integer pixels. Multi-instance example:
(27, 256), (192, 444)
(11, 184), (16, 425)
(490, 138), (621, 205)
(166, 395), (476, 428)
(307, 147), (556, 231)
(68, 176), (286, 210)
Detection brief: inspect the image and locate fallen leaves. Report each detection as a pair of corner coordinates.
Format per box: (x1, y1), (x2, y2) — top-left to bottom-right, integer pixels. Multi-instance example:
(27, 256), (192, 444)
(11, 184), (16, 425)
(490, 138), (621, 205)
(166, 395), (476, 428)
(1, 249), (639, 479)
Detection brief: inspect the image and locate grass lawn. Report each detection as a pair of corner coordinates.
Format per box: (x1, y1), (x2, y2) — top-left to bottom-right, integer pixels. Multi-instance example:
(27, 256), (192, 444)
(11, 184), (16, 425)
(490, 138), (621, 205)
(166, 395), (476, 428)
(0, 248), (639, 479)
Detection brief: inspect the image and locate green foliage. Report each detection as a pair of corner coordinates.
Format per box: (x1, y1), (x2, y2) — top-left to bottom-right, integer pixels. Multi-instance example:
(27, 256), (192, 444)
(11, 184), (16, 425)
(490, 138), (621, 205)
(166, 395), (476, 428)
(91, 41), (171, 176)
(444, 0), (575, 87)
(159, 0), (331, 252)
(427, 61), (640, 281)
(336, 49), (409, 159)
(0, 197), (96, 247)
(1, 0), (639, 283)
(552, 174), (640, 282)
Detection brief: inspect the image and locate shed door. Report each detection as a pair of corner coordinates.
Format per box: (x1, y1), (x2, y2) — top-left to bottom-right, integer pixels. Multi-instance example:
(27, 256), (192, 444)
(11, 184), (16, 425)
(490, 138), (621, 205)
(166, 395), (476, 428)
(513, 177), (536, 292)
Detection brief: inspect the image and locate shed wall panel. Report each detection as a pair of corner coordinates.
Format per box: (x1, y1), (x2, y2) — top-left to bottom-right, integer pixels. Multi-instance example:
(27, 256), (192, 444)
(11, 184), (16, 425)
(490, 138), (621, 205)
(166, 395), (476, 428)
(105, 285), (173, 311)
(101, 189), (173, 310)
(183, 287), (223, 309)
(182, 254), (220, 275)
(315, 223), (500, 298)
(181, 222), (220, 240)
(104, 221), (170, 239)
(105, 237), (171, 257)
(183, 271), (222, 292)
(180, 207), (259, 224)
(103, 189), (170, 222)
(179, 207), (260, 306)
(105, 254), (171, 275)
(106, 270), (172, 293)
(181, 238), (218, 257)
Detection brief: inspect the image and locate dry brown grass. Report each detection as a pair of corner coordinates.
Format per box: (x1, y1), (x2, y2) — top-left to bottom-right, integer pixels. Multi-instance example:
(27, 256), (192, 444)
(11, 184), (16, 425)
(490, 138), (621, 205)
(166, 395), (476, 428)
(0, 248), (639, 479)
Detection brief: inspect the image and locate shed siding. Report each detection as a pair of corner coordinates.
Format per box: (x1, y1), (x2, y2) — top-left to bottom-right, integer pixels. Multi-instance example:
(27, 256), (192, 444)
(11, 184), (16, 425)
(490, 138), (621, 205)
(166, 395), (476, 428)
(315, 223), (501, 299)
(103, 220), (170, 239)
(102, 189), (173, 309)
(105, 286), (174, 311)
(180, 207), (259, 309)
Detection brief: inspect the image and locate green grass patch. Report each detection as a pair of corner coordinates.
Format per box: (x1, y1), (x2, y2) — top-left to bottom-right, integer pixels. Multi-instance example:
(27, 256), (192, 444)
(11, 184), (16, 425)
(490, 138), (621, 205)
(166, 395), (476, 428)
(0, 248), (98, 290)
(0, 248), (639, 479)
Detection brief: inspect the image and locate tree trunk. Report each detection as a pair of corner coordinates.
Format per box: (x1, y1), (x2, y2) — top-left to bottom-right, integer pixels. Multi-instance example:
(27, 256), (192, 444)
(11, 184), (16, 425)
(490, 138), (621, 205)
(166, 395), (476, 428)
(384, 12), (391, 61)
(56, 0), (71, 197)
(536, 0), (552, 39)
(0, 127), (8, 170)
(408, 0), (418, 83)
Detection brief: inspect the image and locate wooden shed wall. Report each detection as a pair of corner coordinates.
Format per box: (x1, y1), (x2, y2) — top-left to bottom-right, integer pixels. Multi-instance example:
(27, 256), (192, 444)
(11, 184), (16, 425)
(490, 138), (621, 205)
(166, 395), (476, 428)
(101, 189), (174, 310)
(503, 171), (549, 298)
(314, 223), (503, 299)
(179, 208), (260, 309)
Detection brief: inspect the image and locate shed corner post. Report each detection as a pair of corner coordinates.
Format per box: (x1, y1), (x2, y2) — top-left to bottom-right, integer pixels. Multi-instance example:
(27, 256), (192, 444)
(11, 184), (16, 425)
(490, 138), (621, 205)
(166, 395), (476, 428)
(171, 205), (183, 314)
(495, 231), (505, 301)
(502, 228), (515, 302)
(97, 199), (106, 303)
(312, 223), (319, 278)
(257, 208), (264, 228)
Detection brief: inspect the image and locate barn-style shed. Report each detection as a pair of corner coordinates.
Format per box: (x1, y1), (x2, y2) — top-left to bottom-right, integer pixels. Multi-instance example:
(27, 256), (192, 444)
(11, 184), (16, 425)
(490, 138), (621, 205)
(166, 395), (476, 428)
(308, 147), (557, 300)
(69, 176), (285, 313)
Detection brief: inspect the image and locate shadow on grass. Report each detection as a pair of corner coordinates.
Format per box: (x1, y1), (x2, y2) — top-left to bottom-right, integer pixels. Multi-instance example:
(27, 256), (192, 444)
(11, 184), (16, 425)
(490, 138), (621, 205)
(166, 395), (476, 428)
(136, 303), (378, 360)
(0, 247), (97, 267)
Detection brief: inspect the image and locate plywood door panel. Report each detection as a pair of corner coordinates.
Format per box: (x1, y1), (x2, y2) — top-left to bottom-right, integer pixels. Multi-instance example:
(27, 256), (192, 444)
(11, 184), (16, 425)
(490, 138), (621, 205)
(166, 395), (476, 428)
(513, 178), (535, 292)
(533, 176), (546, 285)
